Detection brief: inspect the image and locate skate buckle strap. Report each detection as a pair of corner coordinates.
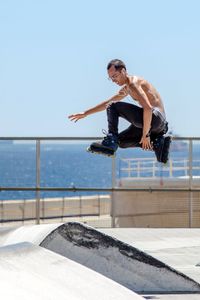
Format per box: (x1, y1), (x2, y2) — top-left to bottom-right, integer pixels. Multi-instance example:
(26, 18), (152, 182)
(101, 129), (115, 145)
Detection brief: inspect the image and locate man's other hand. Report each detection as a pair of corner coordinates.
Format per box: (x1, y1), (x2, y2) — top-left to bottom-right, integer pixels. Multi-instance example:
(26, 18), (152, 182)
(139, 136), (153, 150)
(68, 112), (86, 122)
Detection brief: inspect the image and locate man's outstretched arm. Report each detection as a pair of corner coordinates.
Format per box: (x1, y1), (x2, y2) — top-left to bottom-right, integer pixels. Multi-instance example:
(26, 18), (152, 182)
(68, 88), (127, 122)
(68, 100), (108, 123)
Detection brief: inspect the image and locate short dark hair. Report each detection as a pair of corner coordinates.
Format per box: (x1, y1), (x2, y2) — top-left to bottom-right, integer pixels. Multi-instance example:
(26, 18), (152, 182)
(107, 59), (126, 71)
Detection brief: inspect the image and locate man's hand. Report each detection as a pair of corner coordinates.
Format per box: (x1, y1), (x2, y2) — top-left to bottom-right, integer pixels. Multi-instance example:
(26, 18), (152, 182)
(139, 136), (153, 150)
(68, 112), (87, 122)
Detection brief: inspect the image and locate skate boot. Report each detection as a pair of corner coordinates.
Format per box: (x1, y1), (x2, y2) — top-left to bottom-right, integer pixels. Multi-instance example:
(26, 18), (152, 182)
(87, 133), (118, 157)
(153, 135), (172, 163)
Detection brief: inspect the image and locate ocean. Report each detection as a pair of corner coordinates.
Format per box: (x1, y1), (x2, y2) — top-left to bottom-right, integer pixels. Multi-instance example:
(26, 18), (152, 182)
(0, 141), (199, 200)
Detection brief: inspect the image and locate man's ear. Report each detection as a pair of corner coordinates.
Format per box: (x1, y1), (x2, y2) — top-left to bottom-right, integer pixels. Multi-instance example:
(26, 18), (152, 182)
(121, 68), (126, 75)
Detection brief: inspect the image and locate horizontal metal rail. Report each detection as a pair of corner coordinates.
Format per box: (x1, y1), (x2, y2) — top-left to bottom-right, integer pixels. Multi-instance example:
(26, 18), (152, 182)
(0, 187), (199, 192)
(0, 137), (102, 141)
(0, 136), (200, 141)
(0, 213), (100, 224)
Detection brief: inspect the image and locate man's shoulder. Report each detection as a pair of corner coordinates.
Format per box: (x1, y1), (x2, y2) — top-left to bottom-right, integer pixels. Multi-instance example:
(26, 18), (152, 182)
(127, 75), (145, 85)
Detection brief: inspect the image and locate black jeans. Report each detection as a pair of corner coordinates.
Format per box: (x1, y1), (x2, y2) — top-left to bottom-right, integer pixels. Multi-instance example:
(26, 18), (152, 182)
(107, 102), (167, 148)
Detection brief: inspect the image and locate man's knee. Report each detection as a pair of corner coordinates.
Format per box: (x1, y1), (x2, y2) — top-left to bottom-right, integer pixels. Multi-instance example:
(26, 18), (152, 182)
(107, 101), (122, 112)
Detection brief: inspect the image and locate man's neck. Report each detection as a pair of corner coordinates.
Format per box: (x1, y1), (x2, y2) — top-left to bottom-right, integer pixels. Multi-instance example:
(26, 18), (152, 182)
(125, 74), (135, 85)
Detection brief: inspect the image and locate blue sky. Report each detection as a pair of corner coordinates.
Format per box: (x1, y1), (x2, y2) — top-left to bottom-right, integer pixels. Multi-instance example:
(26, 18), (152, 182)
(0, 0), (199, 137)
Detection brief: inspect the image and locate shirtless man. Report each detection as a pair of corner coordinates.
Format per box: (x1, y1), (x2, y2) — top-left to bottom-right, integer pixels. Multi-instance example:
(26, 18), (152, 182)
(68, 59), (171, 163)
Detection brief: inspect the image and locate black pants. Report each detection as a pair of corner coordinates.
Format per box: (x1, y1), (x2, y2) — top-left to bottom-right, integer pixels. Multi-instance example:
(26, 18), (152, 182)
(107, 102), (167, 148)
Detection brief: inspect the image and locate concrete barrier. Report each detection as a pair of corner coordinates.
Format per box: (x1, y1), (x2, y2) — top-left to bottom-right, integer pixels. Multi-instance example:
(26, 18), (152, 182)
(0, 195), (110, 223)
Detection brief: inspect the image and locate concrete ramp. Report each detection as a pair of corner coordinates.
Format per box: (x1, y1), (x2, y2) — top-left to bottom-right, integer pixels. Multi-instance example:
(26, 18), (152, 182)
(0, 223), (60, 246)
(39, 222), (200, 293)
(0, 242), (142, 300)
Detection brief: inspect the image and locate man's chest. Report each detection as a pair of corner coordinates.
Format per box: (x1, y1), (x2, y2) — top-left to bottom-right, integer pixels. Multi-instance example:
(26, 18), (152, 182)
(126, 85), (140, 102)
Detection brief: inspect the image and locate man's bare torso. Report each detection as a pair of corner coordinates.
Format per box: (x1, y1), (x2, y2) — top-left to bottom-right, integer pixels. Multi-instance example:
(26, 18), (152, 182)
(125, 75), (165, 115)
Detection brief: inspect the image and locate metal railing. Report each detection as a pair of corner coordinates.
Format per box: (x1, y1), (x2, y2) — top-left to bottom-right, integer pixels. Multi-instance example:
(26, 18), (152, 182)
(0, 136), (199, 226)
(120, 158), (200, 178)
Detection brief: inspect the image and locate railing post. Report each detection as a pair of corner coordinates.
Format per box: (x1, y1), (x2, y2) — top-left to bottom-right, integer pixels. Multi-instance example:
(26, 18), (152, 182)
(188, 139), (193, 228)
(36, 140), (41, 224)
(169, 159), (173, 177)
(111, 156), (116, 228)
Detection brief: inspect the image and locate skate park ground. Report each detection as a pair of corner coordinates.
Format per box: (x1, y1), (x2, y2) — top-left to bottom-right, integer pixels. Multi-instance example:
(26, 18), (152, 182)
(0, 223), (200, 299)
